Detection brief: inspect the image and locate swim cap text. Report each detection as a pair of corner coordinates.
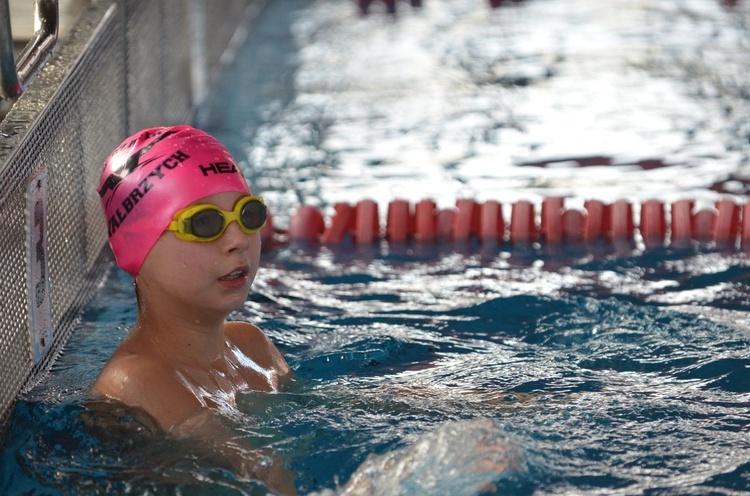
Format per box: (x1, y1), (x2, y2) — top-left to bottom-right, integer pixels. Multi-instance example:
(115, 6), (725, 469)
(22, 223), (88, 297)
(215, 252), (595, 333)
(107, 150), (190, 237)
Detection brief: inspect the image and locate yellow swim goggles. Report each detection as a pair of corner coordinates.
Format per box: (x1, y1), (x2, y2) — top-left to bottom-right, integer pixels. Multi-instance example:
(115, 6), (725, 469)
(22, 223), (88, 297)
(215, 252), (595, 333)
(166, 195), (267, 242)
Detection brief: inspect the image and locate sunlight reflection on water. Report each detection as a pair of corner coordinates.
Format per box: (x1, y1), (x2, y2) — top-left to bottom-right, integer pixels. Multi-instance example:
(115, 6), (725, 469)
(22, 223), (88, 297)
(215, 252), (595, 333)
(206, 0), (750, 229)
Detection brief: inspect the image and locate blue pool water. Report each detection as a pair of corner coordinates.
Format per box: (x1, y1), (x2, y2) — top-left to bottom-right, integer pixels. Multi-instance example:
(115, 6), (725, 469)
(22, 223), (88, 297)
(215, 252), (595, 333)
(2, 245), (750, 494)
(4, 0), (750, 494)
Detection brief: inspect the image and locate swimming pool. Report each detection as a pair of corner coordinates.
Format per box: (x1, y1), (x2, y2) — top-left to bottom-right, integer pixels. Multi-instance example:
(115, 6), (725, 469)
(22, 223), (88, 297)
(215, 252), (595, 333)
(2, 245), (749, 494)
(3, 0), (750, 494)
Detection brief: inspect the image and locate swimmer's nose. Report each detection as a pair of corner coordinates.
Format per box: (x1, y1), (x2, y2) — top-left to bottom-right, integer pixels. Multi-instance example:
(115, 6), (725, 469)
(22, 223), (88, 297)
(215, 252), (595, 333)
(221, 220), (255, 252)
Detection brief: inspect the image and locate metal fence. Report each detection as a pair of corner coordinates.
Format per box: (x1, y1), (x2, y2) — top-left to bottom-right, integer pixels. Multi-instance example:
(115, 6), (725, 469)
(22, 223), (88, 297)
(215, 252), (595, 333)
(0, 0), (262, 440)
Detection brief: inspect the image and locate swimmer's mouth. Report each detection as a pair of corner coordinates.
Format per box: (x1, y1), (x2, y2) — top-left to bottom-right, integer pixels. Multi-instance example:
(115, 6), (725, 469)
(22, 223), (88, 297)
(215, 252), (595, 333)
(219, 267), (249, 281)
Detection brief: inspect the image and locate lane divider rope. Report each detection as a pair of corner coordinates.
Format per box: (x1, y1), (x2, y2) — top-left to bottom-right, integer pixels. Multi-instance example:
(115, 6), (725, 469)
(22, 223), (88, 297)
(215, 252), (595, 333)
(260, 197), (750, 250)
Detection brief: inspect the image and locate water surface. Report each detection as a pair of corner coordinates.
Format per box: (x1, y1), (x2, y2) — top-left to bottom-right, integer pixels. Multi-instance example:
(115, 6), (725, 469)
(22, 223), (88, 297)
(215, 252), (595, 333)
(3, 0), (750, 494)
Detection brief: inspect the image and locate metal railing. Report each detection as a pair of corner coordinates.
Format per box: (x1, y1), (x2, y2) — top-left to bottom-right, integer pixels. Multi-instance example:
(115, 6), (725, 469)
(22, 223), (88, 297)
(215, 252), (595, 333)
(0, 0), (59, 99)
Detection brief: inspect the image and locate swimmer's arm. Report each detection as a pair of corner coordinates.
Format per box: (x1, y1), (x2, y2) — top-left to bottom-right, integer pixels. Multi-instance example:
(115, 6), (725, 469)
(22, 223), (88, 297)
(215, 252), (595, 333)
(224, 321), (293, 386)
(93, 357), (296, 493)
(172, 410), (296, 494)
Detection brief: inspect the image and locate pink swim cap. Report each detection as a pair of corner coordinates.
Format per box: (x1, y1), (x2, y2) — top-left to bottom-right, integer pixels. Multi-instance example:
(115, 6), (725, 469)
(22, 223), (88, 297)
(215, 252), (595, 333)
(98, 125), (251, 277)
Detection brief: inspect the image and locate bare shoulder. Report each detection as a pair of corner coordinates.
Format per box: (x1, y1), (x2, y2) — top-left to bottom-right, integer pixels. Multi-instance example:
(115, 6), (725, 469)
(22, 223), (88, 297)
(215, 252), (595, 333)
(224, 321), (291, 380)
(224, 320), (268, 344)
(92, 353), (203, 431)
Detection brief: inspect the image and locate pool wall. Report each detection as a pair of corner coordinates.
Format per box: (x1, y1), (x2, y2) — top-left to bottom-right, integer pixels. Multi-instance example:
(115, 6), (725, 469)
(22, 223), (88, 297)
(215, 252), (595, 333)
(0, 0), (265, 441)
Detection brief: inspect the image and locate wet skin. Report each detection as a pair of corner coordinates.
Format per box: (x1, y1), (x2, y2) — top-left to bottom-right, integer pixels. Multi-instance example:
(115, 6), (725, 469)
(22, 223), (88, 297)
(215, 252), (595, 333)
(92, 191), (294, 493)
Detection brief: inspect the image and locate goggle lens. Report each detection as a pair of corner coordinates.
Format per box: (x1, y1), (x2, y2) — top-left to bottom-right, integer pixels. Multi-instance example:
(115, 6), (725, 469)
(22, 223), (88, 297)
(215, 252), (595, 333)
(190, 209), (225, 238)
(240, 199), (267, 231)
(167, 196), (267, 242)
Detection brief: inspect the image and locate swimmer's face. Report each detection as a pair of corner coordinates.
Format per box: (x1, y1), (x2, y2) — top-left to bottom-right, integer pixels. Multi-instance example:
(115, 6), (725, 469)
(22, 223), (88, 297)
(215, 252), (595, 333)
(136, 191), (261, 318)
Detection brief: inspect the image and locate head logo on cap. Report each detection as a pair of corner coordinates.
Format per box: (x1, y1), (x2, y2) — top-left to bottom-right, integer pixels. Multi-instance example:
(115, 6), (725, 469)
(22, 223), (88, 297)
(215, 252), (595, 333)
(98, 125), (251, 277)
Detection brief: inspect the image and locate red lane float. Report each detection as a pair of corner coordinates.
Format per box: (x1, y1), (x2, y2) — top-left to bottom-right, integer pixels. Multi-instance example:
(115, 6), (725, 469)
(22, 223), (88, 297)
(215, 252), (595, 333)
(320, 202), (356, 244)
(640, 200), (666, 246)
(453, 199), (478, 242)
(355, 200), (380, 245)
(287, 205), (324, 242)
(541, 197), (564, 244)
(670, 200), (694, 246)
(609, 200), (634, 241)
(692, 209), (715, 243)
(562, 210), (585, 244)
(510, 200), (537, 244)
(480, 200), (505, 243)
(387, 200), (411, 244)
(415, 199), (437, 243)
(283, 197), (749, 250)
(583, 200), (606, 242)
(715, 199), (740, 246)
(743, 202), (750, 246)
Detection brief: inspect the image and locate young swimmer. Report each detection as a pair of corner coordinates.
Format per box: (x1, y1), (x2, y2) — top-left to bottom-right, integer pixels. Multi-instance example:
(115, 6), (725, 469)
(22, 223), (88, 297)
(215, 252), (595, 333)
(92, 125), (293, 491)
(91, 125), (521, 495)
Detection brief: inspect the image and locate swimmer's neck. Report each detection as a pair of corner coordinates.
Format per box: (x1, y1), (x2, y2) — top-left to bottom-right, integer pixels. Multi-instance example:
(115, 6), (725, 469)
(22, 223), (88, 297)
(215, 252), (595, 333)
(133, 303), (230, 366)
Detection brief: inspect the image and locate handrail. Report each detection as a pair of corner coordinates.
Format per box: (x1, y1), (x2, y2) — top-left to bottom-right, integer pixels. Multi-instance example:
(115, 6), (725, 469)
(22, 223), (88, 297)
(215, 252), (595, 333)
(0, 0), (58, 100)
